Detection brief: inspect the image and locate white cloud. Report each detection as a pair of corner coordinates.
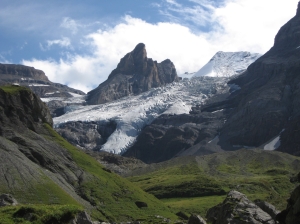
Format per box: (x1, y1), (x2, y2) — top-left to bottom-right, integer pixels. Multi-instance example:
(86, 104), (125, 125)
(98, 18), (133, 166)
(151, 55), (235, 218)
(60, 17), (79, 34)
(48, 37), (71, 48)
(0, 54), (10, 63)
(22, 0), (299, 93)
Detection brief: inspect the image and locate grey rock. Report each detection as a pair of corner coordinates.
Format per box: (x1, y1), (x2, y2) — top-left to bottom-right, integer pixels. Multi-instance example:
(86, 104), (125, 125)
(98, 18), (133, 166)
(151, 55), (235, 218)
(56, 120), (117, 151)
(254, 199), (279, 220)
(86, 43), (179, 105)
(0, 63), (85, 99)
(188, 214), (206, 224)
(71, 211), (93, 224)
(276, 182), (300, 224)
(206, 190), (275, 224)
(0, 194), (18, 206)
(176, 211), (189, 220)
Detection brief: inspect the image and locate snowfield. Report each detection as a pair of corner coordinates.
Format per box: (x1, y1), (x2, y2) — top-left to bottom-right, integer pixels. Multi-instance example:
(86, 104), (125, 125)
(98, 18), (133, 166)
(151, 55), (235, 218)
(53, 77), (229, 154)
(194, 51), (261, 77)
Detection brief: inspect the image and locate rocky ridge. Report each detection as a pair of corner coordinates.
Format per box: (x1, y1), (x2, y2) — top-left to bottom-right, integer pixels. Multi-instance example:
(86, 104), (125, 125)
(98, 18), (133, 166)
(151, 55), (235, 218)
(0, 63), (86, 118)
(86, 43), (179, 105)
(0, 63), (85, 98)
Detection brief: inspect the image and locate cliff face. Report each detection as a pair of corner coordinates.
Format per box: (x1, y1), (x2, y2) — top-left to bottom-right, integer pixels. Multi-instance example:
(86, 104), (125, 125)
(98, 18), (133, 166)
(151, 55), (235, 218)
(221, 2), (300, 151)
(0, 85), (53, 132)
(86, 43), (179, 105)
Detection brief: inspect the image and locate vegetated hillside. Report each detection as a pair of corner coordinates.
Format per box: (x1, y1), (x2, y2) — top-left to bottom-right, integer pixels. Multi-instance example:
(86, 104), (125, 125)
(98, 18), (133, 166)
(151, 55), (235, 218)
(126, 149), (300, 217)
(0, 85), (176, 223)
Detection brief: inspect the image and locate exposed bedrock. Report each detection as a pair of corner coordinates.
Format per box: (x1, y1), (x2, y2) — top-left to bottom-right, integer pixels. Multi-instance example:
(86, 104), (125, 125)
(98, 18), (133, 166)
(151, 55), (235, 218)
(86, 43), (179, 105)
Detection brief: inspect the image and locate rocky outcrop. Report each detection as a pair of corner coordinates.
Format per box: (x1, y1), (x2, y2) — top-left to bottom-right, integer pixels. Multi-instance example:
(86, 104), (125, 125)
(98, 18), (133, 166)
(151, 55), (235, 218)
(0, 63), (85, 99)
(55, 120), (117, 151)
(187, 214), (207, 224)
(123, 111), (226, 163)
(0, 194), (18, 207)
(254, 199), (279, 220)
(276, 172), (300, 224)
(70, 211), (93, 224)
(86, 43), (179, 105)
(206, 190), (276, 224)
(0, 85), (53, 132)
(220, 1), (300, 151)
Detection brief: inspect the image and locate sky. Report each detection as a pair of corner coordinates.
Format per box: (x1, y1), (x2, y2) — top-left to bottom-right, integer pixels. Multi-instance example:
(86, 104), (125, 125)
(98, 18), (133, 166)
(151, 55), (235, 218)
(0, 0), (299, 93)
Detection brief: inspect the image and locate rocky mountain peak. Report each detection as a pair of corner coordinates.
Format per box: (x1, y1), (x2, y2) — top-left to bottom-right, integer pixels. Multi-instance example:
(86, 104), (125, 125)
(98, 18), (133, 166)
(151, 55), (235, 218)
(132, 43), (147, 60)
(273, 2), (300, 49)
(87, 43), (179, 105)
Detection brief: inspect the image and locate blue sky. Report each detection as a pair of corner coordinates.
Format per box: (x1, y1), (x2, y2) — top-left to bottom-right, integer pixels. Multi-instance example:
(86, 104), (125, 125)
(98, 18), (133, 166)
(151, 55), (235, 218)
(0, 0), (298, 92)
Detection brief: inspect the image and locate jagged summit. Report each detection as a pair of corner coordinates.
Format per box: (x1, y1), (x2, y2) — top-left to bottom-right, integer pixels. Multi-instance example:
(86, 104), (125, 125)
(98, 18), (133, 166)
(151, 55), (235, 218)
(86, 43), (179, 105)
(193, 51), (261, 78)
(297, 1), (300, 16)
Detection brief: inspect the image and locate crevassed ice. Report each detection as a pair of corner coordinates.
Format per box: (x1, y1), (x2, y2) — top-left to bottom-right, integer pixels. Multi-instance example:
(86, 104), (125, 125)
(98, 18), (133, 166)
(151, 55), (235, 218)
(54, 76), (229, 154)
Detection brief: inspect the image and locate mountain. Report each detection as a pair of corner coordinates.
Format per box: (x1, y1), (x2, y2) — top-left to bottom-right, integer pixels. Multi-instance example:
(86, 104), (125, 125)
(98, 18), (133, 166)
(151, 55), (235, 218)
(53, 49), (261, 156)
(54, 76), (228, 154)
(0, 63), (86, 117)
(86, 43), (179, 105)
(0, 85), (177, 222)
(0, 63), (85, 98)
(123, 2), (300, 162)
(193, 51), (261, 78)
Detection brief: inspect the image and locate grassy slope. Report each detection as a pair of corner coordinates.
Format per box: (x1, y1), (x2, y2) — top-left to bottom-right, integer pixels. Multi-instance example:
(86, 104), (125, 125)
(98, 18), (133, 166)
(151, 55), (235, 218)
(127, 149), (300, 217)
(0, 85), (30, 94)
(43, 124), (177, 222)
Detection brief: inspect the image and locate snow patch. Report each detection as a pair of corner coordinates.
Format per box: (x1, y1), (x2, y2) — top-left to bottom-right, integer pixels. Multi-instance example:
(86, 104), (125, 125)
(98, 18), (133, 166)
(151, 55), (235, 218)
(296, 46), (300, 49)
(264, 136), (281, 151)
(194, 51), (261, 78)
(29, 84), (50, 87)
(208, 135), (219, 144)
(68, 92), (83, 97)
(263, 129), (285, 151)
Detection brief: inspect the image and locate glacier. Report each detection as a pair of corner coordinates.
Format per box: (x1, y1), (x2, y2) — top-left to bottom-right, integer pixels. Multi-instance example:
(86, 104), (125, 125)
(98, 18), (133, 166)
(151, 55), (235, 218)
(49, 51), (261, 154)
(53, 77), (229, 154)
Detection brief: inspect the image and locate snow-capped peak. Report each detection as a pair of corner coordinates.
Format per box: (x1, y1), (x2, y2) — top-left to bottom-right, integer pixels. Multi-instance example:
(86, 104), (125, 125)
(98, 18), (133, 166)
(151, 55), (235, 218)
(193, 51), (261, 78)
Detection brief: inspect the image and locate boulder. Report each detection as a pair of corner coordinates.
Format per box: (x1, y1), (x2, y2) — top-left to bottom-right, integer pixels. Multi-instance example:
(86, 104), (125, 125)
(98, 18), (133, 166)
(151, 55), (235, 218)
(254, 199), (279, 220)
(70, 211), (93, 224)
(276, 184), (300, 224)
(187, 214), (207, 224)
(0, 194), (18, 207)
(206, 190), (275, 224)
